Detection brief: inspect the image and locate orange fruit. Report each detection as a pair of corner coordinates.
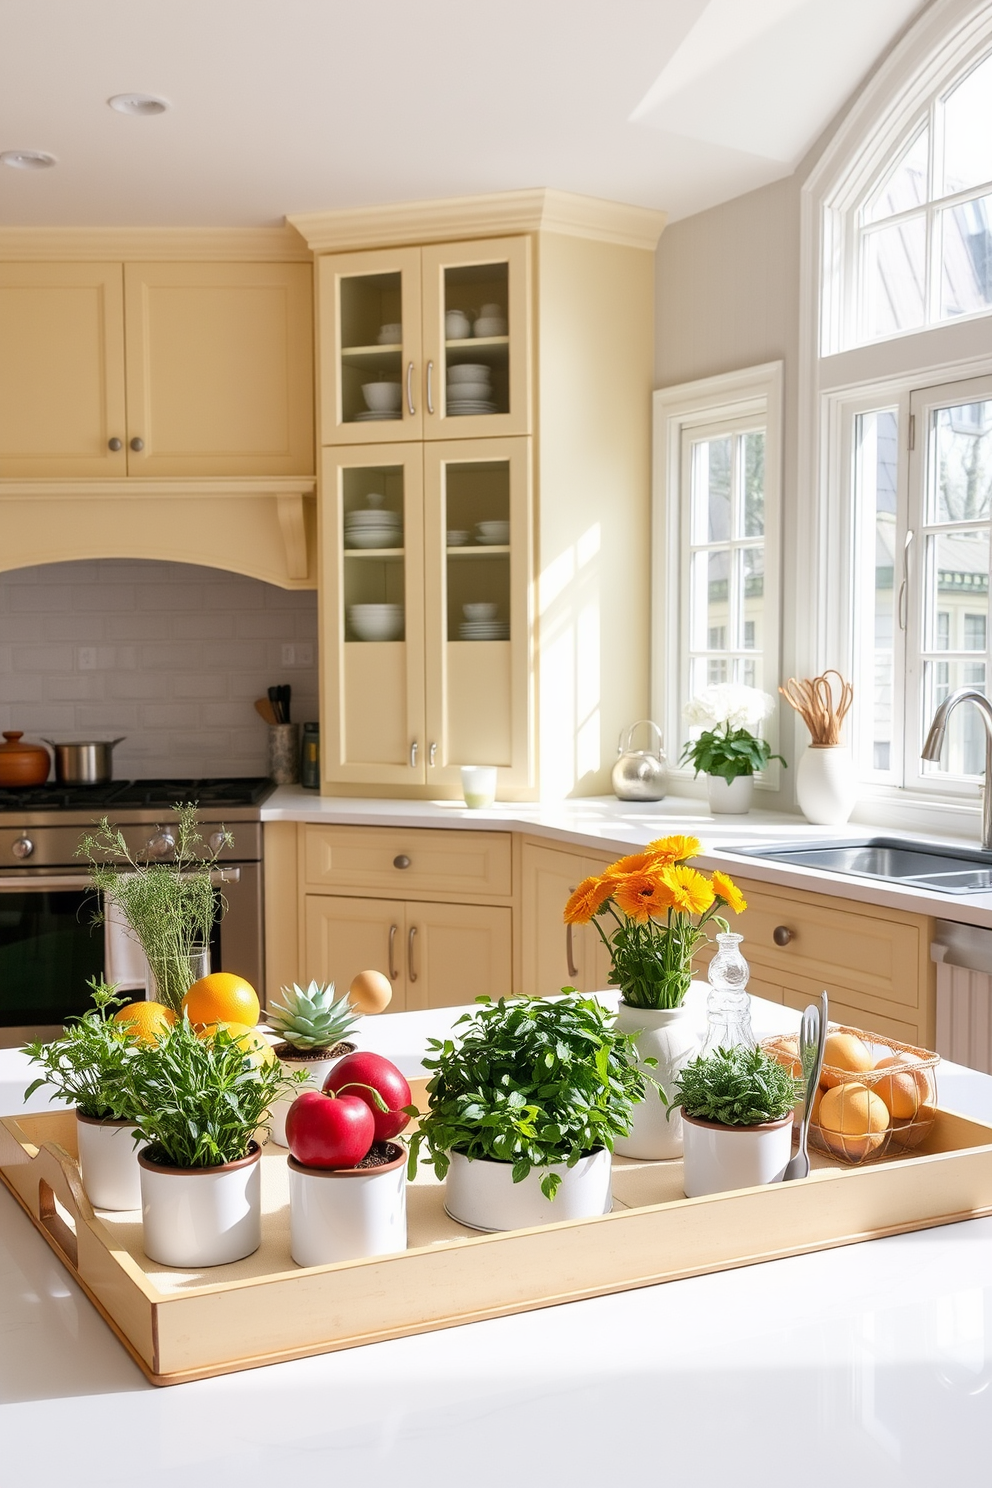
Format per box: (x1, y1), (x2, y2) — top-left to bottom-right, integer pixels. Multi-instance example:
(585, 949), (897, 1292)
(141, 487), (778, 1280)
(349, 968), (392, 1014)
(817, 1081), (890, 1161)
(112, 1001), (177, 1045)
(198, 1020), (275, 1066)
(820, 1031), (873, 1089)
(182, 972), (259, 1030)
(873, 1054), (922, 1120)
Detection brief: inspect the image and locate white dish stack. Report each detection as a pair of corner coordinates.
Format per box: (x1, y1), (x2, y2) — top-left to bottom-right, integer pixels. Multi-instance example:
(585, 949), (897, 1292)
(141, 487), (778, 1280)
(458, 602), (509, 641)
(348, 604), (404, 642)
(344, 505), (402, 549)
(447, 363), (497, 416)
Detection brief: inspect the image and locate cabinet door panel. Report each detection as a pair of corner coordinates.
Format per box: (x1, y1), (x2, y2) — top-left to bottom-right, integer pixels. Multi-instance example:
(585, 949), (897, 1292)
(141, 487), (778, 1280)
(124, 262), (314, 476)
(405, 903), (512, 1010)
(304, 825), (511, 897)
(0, 263), (126, 476)
(304, 895), (406, 1011)
(520, 844), (588, 997)
(319, 247), (422, 444)
(780, 985), (919, 1047)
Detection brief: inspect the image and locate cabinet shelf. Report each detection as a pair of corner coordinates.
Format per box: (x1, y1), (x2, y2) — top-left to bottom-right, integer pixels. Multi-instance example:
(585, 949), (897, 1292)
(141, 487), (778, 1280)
(446, 336), (509, 350)
(341, 343), (402, 357)
(344, 547), (404, 558)
(446, 545), (510, 557)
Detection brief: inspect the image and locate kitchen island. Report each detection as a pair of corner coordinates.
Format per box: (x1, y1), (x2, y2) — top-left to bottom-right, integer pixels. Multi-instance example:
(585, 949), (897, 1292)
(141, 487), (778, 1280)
(2, 989), (991, 1485)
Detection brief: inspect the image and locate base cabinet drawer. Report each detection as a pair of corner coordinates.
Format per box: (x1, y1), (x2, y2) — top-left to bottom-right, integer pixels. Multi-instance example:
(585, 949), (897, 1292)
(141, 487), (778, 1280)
(304, 825), (512, 899)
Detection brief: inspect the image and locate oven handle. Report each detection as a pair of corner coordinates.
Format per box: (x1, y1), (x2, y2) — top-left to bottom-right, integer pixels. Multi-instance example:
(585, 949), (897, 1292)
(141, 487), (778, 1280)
(0, 867), (241, 890)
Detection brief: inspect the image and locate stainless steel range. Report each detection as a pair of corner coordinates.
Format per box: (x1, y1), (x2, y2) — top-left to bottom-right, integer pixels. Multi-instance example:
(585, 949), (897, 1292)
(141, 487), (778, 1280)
(0, 778), (273, 1045)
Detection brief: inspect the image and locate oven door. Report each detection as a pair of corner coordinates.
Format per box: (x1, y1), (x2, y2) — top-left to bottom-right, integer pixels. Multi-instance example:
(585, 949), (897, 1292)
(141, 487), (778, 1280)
(0, 872), (104, 1042)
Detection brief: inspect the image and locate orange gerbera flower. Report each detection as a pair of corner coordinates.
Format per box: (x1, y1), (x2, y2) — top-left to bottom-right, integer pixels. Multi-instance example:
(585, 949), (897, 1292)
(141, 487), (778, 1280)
(711, 870), (747, 915)
(612, 870), (675, 923)
(563, 875), (613, 925)
(603, 852), (660, 879)
(645, 834), (702, 865)
(659, 864), (715, 916)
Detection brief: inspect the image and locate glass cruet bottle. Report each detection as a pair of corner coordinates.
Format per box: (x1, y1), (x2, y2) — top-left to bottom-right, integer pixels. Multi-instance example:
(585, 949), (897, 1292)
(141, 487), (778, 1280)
(700, 932), (756, 1056)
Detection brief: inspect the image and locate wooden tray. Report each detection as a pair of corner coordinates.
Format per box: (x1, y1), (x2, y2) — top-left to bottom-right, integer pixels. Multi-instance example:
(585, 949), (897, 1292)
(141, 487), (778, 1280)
(3, 1089), (992, 1387)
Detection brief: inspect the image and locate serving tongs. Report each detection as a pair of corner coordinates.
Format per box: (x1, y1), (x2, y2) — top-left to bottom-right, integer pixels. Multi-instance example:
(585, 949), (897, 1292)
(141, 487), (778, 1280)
(782, 990), (828, 1182)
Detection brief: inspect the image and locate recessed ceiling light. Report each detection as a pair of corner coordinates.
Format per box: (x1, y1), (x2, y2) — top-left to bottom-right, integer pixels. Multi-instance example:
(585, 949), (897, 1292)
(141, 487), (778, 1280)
(108, 93), (169, 116)
(1, 150), (57, 170)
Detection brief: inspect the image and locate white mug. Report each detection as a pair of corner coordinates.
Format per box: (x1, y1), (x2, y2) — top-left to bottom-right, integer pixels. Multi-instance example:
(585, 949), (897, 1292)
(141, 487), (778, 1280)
(461, 765), (497, 809)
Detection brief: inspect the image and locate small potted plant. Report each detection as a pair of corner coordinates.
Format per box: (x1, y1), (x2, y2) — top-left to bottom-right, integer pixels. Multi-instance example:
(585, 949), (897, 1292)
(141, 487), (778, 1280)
(407, 994), (651, 1232)
(265, 980), (362, 1146)
(285, 1051), (411, 1267)
(680, 683), (784, 814)
(23, 980), (175, 1211)
(673, 1044), (801, 1197)
(126, 1017), (304, 1267)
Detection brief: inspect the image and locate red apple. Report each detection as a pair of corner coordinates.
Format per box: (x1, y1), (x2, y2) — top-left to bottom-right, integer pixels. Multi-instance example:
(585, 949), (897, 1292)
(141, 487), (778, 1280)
(285, 1088), (375, 1169)
(323, 1051), (412, 1141)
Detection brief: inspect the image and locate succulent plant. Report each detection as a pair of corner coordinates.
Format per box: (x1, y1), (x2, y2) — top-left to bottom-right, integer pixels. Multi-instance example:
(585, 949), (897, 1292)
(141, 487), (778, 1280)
(267, 980), (360, 1053)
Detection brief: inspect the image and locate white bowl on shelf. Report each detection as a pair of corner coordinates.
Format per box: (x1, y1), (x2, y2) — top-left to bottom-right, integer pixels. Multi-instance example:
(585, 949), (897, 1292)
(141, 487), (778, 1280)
(348, 604), (404, 641)
(463, 603), (498, 621)
(362, 382), (402, 412)
(447, 363), (491, 383)
(473, 318), (507, 338)
(345, 531), (403, 549)
(377, 324), (402, 344)
(446, 530), (470, 546)
(445, 310), (473, 339)
(475, 521), (510, 544)
(446, 380), (491, 401)
(345, 509), (401, 524)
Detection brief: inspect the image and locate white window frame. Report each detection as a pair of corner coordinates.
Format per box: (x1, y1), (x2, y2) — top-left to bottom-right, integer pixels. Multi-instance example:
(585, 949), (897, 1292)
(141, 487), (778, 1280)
(652, 362), (783, 792)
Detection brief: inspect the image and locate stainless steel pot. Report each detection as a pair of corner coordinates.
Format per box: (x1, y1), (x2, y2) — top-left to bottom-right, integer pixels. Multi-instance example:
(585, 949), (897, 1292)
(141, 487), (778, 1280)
(43, 738), (125, 785)
(611, 720), (668, 801)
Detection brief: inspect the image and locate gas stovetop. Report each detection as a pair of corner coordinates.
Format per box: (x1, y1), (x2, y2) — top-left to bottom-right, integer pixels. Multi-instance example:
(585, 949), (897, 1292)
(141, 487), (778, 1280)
(0, 777), (274, 814)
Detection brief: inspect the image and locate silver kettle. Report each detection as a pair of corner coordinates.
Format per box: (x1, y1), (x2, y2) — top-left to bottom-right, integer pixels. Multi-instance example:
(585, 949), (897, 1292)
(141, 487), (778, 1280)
(611, 720), (668, 802)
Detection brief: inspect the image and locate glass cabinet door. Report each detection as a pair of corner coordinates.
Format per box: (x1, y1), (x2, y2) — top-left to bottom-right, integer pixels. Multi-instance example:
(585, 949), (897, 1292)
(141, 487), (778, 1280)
(423, 437), (532, 792)
(320, 445), (426, 784)
(318, 248), (422, 445)
(421, 238), (532, 441)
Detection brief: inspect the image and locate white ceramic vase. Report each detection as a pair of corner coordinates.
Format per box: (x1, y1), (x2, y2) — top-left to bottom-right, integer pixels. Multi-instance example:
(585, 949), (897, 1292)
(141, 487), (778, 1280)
(706, 773), (754, 814)
(76, 1112), (144, 1211)
(268, 1048), (350, 1148)
(613, 1002), (699, 1159)
(288, 1144), (407, 1266)
(444, 1147), (612, 1232)
(681, 1111), (793, 1197)
(796, 744), (857, 825)
(138, 1144), (262, 1267)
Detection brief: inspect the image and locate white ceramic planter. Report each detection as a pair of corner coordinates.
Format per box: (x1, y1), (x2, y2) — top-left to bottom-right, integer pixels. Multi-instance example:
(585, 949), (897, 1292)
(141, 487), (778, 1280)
(796, 744), (857, 825)
(268, 1048), (350, 1147)
(613, 1003), (699, 1159)
(681, 1110), (792, 1197)
(706, 773), (754, 814)
(138, 1144), (261, 1267)
(444, 1147), (612, 1232)
(76, 1112), (145, 1211)
(288, 1143), (407, 1266)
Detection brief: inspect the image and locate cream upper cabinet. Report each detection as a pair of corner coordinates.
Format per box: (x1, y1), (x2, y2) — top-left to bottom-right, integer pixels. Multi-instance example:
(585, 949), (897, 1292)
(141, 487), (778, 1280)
(319, 237), (530, 447)
(0, 259), (314, 479)
(0, 263), (127, 477)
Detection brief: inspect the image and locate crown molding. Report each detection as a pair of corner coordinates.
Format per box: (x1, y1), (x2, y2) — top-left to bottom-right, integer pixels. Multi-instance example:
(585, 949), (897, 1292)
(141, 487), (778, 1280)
(0, 478), (315, 500)
(289, 188), (667, 254)
(0, 226), (312, 262)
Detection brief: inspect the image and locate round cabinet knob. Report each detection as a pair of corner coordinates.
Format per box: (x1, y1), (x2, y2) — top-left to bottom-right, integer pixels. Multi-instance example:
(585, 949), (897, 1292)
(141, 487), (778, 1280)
(208, 830), (228, 853)
(772, 925), (793, 947)
(108, 437), (123, 452)
(11, 836), (34, 860)
(146, 831), (175, 860)
(130, 436), (144, 452)
(393, 854), (411, 870)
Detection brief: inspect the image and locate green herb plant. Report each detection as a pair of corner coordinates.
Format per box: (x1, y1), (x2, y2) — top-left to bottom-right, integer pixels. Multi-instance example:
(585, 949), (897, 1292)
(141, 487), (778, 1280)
(407, 994), (659, 1200)
(679, 725), (785, 784)
(77, 804), (231, 1013)
(673, 1044), (801, 1128)
(125, 1016), (306, 1168)
(23, 979), (142, 1120)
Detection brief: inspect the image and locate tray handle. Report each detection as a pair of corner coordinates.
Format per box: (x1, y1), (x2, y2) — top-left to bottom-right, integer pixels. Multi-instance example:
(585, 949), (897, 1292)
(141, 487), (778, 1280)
(34, 1141), (91, 1272)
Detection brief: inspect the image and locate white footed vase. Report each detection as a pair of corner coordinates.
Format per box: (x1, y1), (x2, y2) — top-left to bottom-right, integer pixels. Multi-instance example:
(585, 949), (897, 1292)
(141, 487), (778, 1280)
(76, 1112), (145, 1211)
(796, 743), (857, 825)
(288, 1144), (407, 1266)
(268, 1049), (350, 1148)
(706, 773), (754, 814)
(613, 1003), (700, 1159)
(138, 1144), (261, 1268)
(681, 1111), (793, 1197)
(444, 1148), (612, 1232)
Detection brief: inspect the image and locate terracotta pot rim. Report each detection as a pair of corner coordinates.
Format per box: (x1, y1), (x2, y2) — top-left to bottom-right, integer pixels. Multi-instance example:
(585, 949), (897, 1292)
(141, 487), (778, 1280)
(138, 1140), (261, 1176)
(287, 1142), (405, 1178)
(75, 1110), (136, 1129)
(681, 1109), (793, 1134)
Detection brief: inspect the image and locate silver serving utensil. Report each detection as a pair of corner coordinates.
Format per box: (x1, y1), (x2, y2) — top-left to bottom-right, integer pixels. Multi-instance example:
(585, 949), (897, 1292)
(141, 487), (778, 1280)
(782, 990), (828, 1182)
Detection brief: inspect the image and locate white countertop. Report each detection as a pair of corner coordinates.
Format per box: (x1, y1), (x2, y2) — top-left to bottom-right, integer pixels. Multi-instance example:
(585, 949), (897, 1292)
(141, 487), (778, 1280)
(263, 787), (992, 929)
(3, 989), (992, 1483)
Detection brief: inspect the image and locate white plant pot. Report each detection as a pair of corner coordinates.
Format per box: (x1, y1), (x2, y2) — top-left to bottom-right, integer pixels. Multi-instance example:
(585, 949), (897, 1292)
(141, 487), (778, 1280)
(288, 1144), (407, 1266)
(796, 743), (857, 825)
(706, 773), (754, 814)
(138, 1144), (261, 1267)
(681, 1111), (793, 1197)
(444, 1147), (612, 1233)
(613, 1003), (699, 1159)
(76, 1112), (145, 1211)
(268, 1048), (350, 1147)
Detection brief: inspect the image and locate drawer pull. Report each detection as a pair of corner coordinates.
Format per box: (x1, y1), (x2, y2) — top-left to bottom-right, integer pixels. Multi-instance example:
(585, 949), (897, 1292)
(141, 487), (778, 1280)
(388, 924), (399, 982)
(408, 925), (418, 983)
(393, 854), (411, 870)
(773, 925), (794, 947)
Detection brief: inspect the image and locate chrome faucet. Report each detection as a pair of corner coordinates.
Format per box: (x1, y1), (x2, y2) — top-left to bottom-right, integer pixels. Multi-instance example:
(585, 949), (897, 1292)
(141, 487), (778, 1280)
(921, 687), (992, 849)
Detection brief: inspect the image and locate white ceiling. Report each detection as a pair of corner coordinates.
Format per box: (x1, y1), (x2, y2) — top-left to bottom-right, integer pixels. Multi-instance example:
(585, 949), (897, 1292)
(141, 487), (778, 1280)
(0, 0), (926, 229)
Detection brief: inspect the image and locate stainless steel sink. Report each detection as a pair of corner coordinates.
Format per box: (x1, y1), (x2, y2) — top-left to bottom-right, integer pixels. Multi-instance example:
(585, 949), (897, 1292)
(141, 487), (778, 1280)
(726, 837), (992, 894)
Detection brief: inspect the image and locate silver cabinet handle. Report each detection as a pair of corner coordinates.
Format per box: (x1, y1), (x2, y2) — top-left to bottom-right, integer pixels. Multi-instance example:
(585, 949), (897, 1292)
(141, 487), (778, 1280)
(406, 360), (415, 416)
(426, 360), (434, 415)
(429, 741), (437, 767)
(108, 438), (122, 452)
(130, 436), (144, 452)
(409, 740), (418, 768)
(388, 923), (399, 982)
(408, 924), (418, 983)
(566, 922), (579, 981)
